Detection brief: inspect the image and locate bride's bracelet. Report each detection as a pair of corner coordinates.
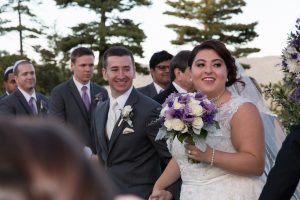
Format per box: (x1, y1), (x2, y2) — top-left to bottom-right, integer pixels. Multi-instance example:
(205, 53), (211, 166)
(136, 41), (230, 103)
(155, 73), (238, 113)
(210, 148), (215, 166)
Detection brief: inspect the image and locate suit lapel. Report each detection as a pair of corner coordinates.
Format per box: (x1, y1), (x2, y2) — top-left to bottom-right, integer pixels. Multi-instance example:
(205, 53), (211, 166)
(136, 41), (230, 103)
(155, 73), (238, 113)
(108, 88), (138, 152)
(36, 93), (48, 115)
(90, 83), (100, 112)
(97, 100), (110, 155)
(15, 89), (32, 115)
(150, 83), (158, 97)
(67, 80), (90, 121)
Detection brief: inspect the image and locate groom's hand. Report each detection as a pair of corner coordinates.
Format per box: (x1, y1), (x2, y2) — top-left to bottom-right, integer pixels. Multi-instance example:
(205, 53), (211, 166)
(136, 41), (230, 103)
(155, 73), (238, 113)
(148, 189), (172, 200)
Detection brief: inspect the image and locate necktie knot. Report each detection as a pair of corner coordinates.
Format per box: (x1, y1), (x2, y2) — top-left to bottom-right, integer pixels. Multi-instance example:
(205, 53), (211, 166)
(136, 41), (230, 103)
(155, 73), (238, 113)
(81, 85), (88, 92)
(81, 86), (90, 111)
(110, 99), (118, 110)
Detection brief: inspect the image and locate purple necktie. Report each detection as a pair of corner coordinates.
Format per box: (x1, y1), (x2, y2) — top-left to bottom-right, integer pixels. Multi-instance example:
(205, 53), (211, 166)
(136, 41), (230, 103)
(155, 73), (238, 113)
(28, 97), (38, 115)
(81, 86), (90, 111)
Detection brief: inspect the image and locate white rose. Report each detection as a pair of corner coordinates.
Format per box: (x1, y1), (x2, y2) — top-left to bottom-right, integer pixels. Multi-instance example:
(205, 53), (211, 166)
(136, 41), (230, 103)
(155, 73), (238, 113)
(192, 117), (204, 131)
(122, 105), (132, 117)
(189, 103), (203, 116)
(160, 106), (168, 117)
(171, 118), (185, 131)
(164, 119), (173, 131)
(173, 99), (182, 109)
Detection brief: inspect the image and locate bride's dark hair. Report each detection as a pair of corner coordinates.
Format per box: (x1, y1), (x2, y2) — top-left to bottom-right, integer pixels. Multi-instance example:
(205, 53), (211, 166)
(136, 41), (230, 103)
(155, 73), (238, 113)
(188, 39), (241, 87)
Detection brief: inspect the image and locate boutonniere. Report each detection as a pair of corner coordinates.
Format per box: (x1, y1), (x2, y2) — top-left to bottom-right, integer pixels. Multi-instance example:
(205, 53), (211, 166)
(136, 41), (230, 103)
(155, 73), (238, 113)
(122, 127), (134, 135)
(118, 105), (133, 127)
(93, 93), (103, 105)
(40, 99), (48, 112)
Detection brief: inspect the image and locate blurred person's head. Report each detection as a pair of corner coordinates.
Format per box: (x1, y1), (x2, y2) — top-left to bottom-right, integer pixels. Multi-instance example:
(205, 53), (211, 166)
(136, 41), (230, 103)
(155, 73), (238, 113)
(3, 66), (17, 94)
(0, 117), (115, 200)
(102, 46), (136, 98)
(149, 50), (173, 89)
(70, 47), (95, 85)
(169, 50), (194, 92)
(13, 60), (36, 94)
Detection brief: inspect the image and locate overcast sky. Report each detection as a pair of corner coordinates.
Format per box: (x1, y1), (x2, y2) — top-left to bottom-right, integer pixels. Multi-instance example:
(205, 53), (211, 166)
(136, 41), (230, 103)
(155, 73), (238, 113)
(0, 0), (299, 64)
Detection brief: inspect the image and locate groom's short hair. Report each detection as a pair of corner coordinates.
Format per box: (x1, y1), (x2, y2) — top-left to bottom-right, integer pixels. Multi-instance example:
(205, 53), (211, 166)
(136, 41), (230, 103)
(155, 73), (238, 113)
(102, 46), (135, 69)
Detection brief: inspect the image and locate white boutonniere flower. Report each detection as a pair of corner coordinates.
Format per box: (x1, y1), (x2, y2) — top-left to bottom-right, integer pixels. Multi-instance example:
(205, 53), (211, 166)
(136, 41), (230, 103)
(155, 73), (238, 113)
(118, 105), (133, 127)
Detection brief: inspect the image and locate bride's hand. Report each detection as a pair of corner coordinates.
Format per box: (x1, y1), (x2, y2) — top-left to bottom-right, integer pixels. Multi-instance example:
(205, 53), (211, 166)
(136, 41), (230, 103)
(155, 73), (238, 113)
(148, 189), (172, 200)
(185, 144), (212, 163)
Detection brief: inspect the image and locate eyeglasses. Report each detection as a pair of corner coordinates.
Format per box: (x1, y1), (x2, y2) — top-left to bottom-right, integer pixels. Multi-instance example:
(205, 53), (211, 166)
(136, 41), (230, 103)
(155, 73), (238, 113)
(155, 65), (169, 71)
(8, 80), (16, 84)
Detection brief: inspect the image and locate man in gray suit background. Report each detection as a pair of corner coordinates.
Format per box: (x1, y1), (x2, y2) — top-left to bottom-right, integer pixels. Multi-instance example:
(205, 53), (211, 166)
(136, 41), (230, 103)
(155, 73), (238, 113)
(92, 46), (177, 199)
(137, 50), (173, 98)
(153, 50), (194, 104)
(0, 65), (17, 100)
(0, 60), (49, 116)
(50, 47), (108, 153)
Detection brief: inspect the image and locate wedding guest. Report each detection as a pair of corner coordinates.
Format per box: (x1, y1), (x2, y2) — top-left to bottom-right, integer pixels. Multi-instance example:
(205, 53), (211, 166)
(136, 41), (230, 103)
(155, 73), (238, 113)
(138, 50), (173, 98)
(0, 65), (17, 99)
(153, 50), (194, 104)
(50, 47), (108, 153)
(0, 60), (49, 116)
(92, 46), (179, 199)
(149, 39), (265, 200)
(259, 121), (300, 200)
(0, 117), (115, 200)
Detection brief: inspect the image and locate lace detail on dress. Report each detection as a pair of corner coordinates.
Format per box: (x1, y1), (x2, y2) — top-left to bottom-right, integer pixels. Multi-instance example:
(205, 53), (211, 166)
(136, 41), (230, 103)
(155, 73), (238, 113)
(169, 94), (265, 200)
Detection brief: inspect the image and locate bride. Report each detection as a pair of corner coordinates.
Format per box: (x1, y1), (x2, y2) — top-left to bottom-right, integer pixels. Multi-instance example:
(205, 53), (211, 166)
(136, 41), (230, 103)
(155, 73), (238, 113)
(149, 39), (270, 200)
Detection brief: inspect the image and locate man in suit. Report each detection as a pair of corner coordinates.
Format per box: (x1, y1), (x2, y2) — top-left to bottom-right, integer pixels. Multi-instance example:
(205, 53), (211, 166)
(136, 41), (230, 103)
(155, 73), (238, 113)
(92, 46), (177, 199)
(154, 50), (194, 104)
(50, 47), (108, 153)
(0, 66), (17, 100)
(259, 122), (300, 200)
(137, 50), (173, 98)
(0, 60), (49, 116)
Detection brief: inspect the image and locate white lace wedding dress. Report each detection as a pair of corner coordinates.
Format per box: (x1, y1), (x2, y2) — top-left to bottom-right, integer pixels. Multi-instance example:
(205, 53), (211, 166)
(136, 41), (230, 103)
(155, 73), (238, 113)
(169, 94), (265, 200)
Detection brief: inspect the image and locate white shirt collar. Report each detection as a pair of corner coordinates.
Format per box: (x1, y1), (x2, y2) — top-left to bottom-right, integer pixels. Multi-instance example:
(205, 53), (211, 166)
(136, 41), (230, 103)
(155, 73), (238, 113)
(111, 86), (133, 109)
(73, 76), (90, 97)
(172, 81), (187, 93)
(18, 87), (37, 102)
(153, 82), (164, 94)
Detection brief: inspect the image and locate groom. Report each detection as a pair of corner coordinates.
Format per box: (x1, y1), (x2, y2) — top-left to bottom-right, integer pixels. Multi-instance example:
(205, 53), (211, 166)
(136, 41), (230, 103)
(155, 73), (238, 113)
(92, 46), (177, 199)
(259, 121), (300, 199)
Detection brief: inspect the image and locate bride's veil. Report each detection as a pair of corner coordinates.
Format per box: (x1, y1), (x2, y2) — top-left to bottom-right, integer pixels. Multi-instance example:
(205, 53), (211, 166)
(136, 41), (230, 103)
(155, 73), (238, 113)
(229, 61), (300, 199)
(228, 62), (285, 172)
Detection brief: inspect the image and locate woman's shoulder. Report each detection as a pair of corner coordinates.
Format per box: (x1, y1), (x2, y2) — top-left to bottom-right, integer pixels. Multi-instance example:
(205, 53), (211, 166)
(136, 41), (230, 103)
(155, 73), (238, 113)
(218, 94), (258, 122)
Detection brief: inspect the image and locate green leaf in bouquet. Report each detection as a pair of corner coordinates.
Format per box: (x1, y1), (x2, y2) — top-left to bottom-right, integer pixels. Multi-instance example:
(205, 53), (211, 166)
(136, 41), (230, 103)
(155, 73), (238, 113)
(199, 129), (208, 139)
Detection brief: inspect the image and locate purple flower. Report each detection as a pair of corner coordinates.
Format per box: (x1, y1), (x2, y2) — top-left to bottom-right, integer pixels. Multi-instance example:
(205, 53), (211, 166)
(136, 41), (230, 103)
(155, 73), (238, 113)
(178, 94), (190, 104)
(291, 53), (298, 60)
(201, 101), (216, 113)
(174, 109), (184, 119)
(182, 106), (194, 122)
(194, 92), (204, 100)
(289, 83), (300, 101)
(202, 113), (215, 124)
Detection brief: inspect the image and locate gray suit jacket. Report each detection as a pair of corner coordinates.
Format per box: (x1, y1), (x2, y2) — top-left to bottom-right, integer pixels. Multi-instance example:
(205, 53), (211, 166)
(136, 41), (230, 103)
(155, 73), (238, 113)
(137, 82), (158, 98)
(93, 88), (172, 198)
(0, 89), (49, 116)
(50, 79), (108, 152)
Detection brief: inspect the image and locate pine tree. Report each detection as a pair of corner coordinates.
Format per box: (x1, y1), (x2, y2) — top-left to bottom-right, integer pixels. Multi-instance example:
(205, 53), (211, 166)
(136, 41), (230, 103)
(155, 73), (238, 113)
(53, 0), (151, 84)
(164, 0), (259, 57)
(0, 0), (46, 56)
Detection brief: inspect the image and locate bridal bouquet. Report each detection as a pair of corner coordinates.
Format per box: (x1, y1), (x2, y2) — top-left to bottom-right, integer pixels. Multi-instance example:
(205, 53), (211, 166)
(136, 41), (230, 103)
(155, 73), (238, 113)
(156, 92), (219, 151)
